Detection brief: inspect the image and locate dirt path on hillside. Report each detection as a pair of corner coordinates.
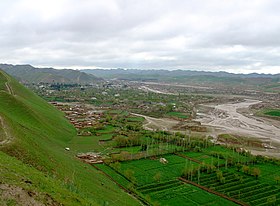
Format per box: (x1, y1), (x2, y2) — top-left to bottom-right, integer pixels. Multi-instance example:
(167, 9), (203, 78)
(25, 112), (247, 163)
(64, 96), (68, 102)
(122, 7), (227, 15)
(131, 113), (179, 131)
(0, 116), (12, 145)
(196, 99), (280, 143)
(5, 82), (14, 95)
(0, 70), (14, 95)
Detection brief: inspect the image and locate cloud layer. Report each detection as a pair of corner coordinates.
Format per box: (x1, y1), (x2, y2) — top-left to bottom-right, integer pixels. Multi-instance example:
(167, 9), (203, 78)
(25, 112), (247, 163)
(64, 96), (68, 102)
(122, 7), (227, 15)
(1, 0), (280, 73)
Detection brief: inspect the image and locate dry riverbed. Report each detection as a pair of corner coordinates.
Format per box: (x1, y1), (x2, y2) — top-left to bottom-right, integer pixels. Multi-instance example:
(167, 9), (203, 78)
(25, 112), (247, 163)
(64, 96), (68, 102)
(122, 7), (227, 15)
(196, 99), (280, 157)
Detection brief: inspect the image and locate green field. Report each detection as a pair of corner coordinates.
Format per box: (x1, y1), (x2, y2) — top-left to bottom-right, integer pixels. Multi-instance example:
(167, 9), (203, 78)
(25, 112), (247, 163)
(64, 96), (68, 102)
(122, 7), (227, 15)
(97, 156), (238, 206)
(139, 180), (237, 206)
(264, 109), (280, 117)
(180, 151), (226, 166)
(126, 116), (145, 122)
(166, 111), (189, 119)
(95, 164), (132, 189)
(115, 154), (200, 186)
(252, 163), (280, 186)
(190, 170), (280, 206)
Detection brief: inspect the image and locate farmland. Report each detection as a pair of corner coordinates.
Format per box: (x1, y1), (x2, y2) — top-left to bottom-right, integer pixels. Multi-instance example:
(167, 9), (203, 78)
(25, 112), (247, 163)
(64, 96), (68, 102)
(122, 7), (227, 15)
(2, 69), (279, 205)
(83, 108), (274, 205)
(84, 108), (280, 205)
(139, 180), (237, 206)
(46, 99), (280, 206)
(95, 142), (280, 205)
(264, 109), (280, 117)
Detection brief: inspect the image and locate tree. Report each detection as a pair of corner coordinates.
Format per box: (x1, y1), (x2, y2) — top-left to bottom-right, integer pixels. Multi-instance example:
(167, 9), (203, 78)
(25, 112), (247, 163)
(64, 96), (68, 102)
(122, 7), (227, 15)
(182, 167), (192, 179)
(153, 172), (161, 182)
(216, 170), (223, 182)
(252, 167), (261, 180)
(110, 161), (121, 171)
(242, 165), (250, 174)
(267, 195), (276, 205)
(124, 169), (136, 183)
(236, 163), (242, 172)
(275, 176), (280, 184)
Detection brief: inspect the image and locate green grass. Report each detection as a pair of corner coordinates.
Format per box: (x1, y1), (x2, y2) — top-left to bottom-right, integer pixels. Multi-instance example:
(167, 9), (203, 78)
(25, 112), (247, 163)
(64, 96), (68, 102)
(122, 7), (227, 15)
(0, 71), (141, 206)
(0, 151), (93, 205)
(95, 164), (132, 189)
(203, 146), (250, 163)
(166, 111), (189, 119)
(191, 170), (280, 206)
(106, 110), (129, 116)
(118, 146), (142, 154)
(68, 134), (114, 153)
(119, 154), (200, 186)
(148, 181), (237, 206)
(0, 70), (8, 91)
(252, 163), (280, 187)
(96, 125), (116, 134)
(264, 109), (280, 117)
(181, 151), (225, 166)
(126, 116), (145, 122)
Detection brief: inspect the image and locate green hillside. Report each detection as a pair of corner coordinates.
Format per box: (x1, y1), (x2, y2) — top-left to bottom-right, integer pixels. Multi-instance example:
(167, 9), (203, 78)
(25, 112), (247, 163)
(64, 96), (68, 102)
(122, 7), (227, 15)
(0, 64), (102, 84)
(0, 70), (141, 205)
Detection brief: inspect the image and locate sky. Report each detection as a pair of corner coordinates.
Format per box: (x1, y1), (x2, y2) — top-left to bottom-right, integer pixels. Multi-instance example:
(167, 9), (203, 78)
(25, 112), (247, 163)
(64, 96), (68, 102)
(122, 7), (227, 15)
(0, 0), (280, 74)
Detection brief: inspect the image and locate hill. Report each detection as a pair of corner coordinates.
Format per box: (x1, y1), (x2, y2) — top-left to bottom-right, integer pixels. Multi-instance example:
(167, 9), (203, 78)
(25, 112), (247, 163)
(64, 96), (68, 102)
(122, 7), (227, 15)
(83, 68), (280, 79)
(0, 70), (140, 205)
(83, 68), (280, 91)
(0, 64), (102, 84)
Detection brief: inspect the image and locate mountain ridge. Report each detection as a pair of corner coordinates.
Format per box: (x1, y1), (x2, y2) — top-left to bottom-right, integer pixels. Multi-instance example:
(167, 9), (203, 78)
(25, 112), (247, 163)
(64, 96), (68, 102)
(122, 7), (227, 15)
(0, 70), (140, 206)
(82, 68), (280, 78)
(0, 64), (102, 84)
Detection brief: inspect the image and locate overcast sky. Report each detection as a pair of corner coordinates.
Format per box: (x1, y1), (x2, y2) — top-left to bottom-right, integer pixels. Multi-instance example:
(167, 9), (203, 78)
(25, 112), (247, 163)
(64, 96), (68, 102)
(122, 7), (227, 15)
(1, 0), (280, 74)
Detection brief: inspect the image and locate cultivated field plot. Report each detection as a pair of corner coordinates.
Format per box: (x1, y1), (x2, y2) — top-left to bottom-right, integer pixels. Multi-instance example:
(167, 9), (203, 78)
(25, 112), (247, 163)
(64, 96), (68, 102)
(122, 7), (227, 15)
(191, 171), (280, 206)
(95, 146), (280, 205)
(95, 164), (132, 189)
(251, 163), (280, 186)
(166, 111), (189, 119)
(263, 109), (280, 117)
(120, 154), (200, 186)
(138, 180), (237, 206)
(112, 143), (184, 155)
(203, 146), (251, 163)
(180, 151), (225, 165)
(179, 146), (251, 167)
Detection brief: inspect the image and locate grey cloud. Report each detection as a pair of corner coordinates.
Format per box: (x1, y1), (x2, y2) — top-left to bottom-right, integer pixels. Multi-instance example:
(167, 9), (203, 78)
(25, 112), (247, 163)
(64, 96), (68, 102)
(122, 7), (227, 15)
(0, 0), (280, 73)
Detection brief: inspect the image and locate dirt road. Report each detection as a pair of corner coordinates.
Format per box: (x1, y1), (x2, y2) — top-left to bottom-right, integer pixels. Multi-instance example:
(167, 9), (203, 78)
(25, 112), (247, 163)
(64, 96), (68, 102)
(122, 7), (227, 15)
(196, 99), (280, 143)
(139, 86), (176, 95)
(131, 113), (179, 131)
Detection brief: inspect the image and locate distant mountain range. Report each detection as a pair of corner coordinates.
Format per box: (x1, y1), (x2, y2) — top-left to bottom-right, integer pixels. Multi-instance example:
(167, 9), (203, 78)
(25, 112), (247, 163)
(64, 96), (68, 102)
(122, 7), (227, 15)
(82, 68), (280, 79)
(1, 64), (279, 90)
(83, 68), (280, 92)
(0, 64), (102, 84)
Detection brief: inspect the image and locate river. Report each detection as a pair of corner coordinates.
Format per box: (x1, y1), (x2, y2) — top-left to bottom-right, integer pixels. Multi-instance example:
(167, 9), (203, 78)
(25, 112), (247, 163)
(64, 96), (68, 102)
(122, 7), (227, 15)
(196, 99), (280, 143)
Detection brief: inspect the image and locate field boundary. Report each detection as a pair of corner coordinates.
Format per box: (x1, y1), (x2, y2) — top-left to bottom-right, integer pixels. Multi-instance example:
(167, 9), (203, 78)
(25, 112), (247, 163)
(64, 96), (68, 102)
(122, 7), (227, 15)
(179, 177), (249, 206)
(175, 153), (202, 164)
(91, 164), (150, 206)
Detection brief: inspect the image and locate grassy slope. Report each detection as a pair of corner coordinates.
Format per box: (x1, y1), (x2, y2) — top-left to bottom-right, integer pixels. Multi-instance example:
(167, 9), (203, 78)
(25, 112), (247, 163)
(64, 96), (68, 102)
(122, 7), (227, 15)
(0, 70), (141, 206)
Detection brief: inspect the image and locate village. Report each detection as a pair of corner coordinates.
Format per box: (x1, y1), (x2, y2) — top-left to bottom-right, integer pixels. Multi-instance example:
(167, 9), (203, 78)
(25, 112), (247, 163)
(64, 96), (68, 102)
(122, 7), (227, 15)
(50, 102), (104, 135)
